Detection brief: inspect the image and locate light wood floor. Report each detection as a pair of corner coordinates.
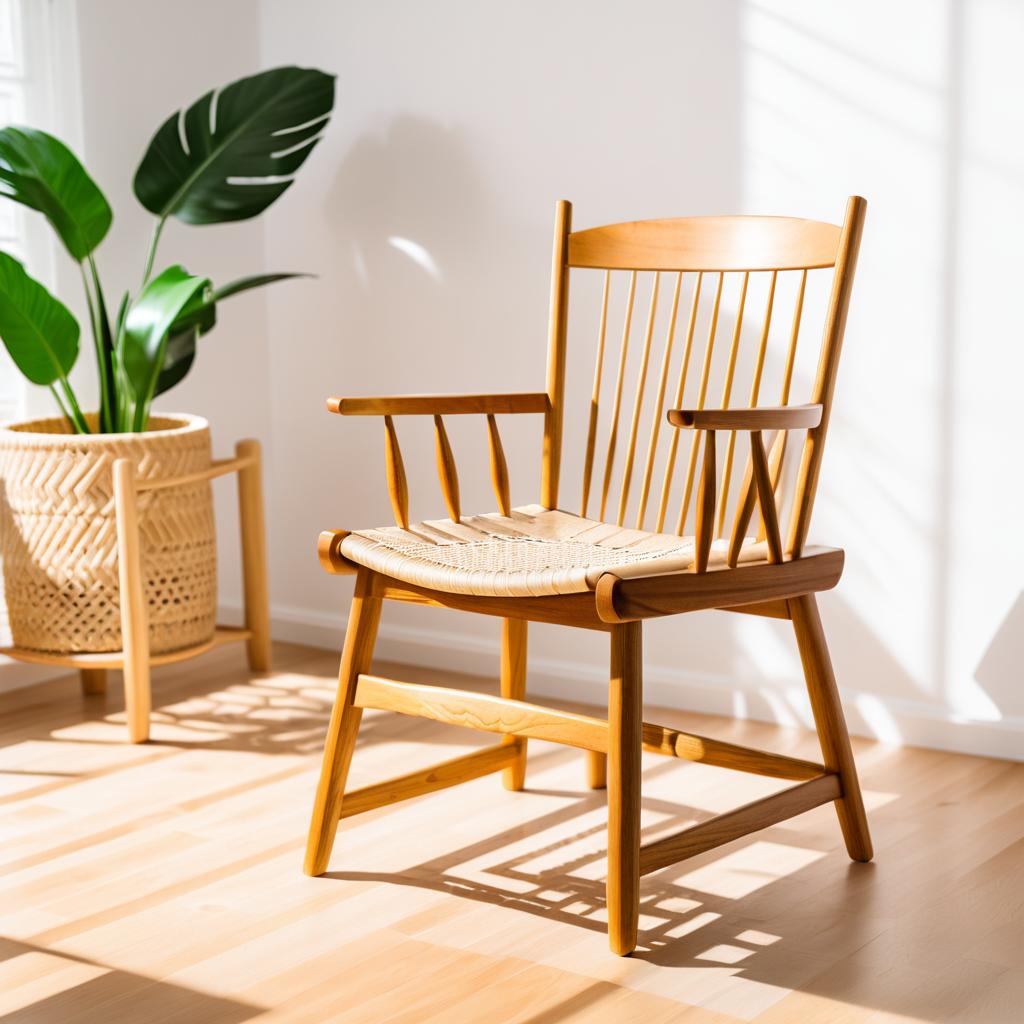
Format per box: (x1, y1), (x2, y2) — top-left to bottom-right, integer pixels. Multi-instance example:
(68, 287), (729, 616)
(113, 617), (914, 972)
(1, 640), (1021, 1023)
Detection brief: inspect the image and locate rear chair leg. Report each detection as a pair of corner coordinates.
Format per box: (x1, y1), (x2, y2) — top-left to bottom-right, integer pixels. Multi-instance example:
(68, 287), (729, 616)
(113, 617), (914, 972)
(586, 751), (607, 790)
(607, 621), (642, 956)
(500, 618), (529, 790)
(304, 569), (382, 876)
(789, 594), (873, 862)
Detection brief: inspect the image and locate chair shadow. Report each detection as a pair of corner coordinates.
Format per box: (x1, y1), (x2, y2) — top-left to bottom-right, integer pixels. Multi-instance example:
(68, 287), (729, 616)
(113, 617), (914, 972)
(324, 775), (876, 981)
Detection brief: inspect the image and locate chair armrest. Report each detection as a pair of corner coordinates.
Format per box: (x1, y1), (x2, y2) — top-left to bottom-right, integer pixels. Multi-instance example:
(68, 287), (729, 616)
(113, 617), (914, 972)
(327, 392), (550, 416)
(666, 403), (822, 431)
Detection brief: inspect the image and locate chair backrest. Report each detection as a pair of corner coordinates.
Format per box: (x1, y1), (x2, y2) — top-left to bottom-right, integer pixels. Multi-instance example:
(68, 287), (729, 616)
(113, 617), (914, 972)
(541, 197), (866, 559)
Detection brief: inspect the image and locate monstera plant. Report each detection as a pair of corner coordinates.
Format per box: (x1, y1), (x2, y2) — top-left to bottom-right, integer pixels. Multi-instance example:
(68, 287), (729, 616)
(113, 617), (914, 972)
(0, 65), (335, 432)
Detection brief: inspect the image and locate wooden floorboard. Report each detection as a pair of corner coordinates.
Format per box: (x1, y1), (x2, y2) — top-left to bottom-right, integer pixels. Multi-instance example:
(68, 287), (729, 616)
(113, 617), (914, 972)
(0, 641), (1021, 1023)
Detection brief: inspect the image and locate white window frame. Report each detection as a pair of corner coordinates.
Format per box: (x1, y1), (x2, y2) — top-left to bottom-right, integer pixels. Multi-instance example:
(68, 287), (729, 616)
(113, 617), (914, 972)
(0, 0), (84, 421)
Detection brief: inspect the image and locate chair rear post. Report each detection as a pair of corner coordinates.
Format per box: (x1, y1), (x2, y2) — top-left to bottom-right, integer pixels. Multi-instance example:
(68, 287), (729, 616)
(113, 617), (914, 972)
(786, 196), (867, 557)
(541, 199), (572, 509)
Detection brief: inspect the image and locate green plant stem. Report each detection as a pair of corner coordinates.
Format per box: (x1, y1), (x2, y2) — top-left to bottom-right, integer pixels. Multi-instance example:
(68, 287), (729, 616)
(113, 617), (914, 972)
(48, 383), (74, 431)
(90, 256), (119, 431)
(140, 217), (165, 287)
(57, 375), (90, 433)
(80, 261), (112, 431)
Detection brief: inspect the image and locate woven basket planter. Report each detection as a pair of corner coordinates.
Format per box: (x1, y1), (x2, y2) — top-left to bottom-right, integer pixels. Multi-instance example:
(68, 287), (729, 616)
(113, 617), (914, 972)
(0, 413), (217, 654)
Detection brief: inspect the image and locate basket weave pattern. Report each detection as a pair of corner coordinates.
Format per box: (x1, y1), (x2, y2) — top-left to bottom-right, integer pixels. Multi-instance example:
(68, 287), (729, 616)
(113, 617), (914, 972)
(0, 414), (217, 654)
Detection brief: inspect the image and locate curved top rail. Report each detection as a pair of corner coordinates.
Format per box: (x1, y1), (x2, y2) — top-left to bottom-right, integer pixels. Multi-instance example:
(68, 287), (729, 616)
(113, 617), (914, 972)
(568, 214), (844, 272)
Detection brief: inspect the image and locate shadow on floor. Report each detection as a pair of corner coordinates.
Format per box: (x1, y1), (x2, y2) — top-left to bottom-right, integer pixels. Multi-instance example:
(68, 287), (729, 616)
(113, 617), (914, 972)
(0, 938), (261, 1024)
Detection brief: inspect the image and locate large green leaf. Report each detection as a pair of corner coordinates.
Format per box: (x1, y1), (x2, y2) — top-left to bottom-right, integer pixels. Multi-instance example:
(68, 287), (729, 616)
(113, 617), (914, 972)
(155, 272), (309, 398)
(166, 271), (308, 338)
(212, 271), (311, 302)
(154, 326), (200, 398)
(0, 249), (79, 385)
(0, 127), (111, 260)
(154, 286), (216, 398)
(133, 66), (335, 225)
(120, 265), (208, 428)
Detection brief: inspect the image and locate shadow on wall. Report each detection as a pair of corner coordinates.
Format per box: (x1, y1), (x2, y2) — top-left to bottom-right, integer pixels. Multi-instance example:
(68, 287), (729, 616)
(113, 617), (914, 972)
(974, 592), (1024, 719)
(322, 115), (546, 523)
(301, 44), (1019, 758)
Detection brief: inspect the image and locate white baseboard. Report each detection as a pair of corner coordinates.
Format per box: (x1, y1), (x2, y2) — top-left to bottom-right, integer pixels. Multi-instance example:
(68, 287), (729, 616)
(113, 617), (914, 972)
(4, 603), (1017, 762)
(0, 659), (68, 693)
(248, 602), (1024, 763)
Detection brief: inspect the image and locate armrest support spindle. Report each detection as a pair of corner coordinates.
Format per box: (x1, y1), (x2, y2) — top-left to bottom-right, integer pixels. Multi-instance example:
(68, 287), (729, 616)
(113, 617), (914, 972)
(383, 416), (410, 528)
(433, 416), (461, 521)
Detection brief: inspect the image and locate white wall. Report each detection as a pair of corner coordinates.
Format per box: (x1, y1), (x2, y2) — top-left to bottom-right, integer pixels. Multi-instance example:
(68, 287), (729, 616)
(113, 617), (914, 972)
(251, 0), (1023, 760)
(17, 1), (1020, 759)
(67, 0), (275, 614)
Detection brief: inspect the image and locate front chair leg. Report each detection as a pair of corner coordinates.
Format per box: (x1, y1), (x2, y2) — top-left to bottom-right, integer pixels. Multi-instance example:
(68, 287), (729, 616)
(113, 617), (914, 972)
(304, 569), (382, 876)
(607, 621), (642, 956)
(789, 594), (873, 862)
(500, 618), (529, 790)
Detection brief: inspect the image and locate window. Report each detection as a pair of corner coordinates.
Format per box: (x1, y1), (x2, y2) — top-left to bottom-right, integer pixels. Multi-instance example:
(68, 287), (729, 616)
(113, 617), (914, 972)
(0, 0), (74, 421)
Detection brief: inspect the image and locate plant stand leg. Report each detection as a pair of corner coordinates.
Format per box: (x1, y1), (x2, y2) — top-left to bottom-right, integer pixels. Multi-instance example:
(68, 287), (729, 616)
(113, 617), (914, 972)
(79, 669), (107, 696)
(789, 594), (873, 862)
(500, 618), (528, 790)
(607, 621), (642, 956)
(304, 569), (382, 876)
(113, 459), (151, 744)
(237, 439), (272, 673)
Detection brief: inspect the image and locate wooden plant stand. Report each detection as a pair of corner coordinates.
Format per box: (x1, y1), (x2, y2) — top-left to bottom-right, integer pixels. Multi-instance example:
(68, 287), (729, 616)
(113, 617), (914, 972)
(0, 439), (271, 743)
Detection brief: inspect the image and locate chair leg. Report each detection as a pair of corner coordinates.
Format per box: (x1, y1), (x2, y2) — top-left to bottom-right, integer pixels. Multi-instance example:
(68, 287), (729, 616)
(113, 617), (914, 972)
(789, 594), (873, 862)
(607, 621), (642, 956)
(304, 569), (382, 876)
(500, 618), (529, 791)
(586, 751), (607, 790)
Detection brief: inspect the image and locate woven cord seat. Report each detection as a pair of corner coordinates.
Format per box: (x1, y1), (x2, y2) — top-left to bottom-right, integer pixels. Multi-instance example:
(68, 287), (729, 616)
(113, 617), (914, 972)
(340, 505), (766, 597)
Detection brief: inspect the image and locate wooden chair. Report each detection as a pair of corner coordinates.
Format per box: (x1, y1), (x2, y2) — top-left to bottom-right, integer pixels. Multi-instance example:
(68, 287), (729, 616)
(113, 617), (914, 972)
(305, 197), (872, 956)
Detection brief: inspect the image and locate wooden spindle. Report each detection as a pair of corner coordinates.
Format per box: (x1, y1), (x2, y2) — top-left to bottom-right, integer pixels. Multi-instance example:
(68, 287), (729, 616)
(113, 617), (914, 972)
(715, 272), (750, 538)
(383, 415), (409, 529)
(730, 271), (777, 542)
(749, 270), (778, 407)
(758, 428), (788, 542)
(780, 269), (807, 405)
(676, 272), (725, 534)
(768, 427), (787, 490)
(581, 270), (611, 516)
(486, 413), (511, 516)
(750, 431), (783, 563)
(617, 273), (660, 525)
(756, 270), (805, 541)
(727, 460), (756, 568)
(636, 271), (683, 529)
(655, 273), (703, 531)
(433, 414), (461, 522)
(694, 430), (717, 573)
(598, 271), (637, 521)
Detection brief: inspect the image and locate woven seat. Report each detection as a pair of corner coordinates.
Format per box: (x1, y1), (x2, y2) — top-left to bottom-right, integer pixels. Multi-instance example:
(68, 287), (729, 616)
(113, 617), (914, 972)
(341, 505), (766, 597)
